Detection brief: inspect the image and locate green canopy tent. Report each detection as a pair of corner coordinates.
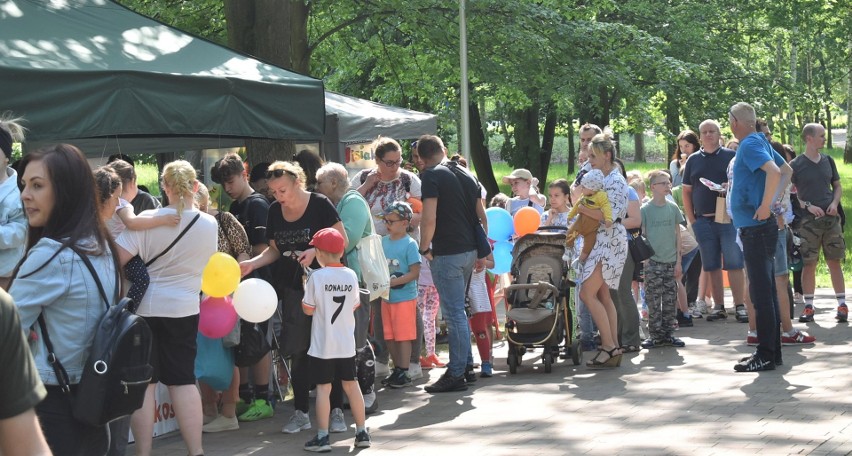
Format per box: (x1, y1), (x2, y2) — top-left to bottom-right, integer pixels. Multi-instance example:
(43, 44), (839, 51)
(0, 0), (325, 155)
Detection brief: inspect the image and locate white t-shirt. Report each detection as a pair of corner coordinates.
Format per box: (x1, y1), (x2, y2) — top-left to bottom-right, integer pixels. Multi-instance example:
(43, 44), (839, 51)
(116, 208), (217, 318)
(303, 265), (361, 359)
(106, 197), (132, 239)
(468, 269), (491, 314)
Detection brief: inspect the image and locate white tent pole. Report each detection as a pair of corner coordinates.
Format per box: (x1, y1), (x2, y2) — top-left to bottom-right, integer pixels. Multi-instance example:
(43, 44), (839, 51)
(459, 0), (471, 162)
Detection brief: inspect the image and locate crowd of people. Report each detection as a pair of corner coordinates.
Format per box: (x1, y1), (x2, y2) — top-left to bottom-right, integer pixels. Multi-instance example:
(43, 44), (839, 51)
(0, 100), (846, 455)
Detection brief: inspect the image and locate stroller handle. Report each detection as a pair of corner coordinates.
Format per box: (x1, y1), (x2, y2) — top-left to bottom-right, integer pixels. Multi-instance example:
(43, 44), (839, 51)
(536, 225), (568, 232)
(505, 281), (560, 310)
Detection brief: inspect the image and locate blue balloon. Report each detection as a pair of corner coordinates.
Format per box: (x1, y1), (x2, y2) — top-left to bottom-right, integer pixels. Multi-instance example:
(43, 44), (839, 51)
(489, 240), (513, 274)
(485, 207), (514, 241)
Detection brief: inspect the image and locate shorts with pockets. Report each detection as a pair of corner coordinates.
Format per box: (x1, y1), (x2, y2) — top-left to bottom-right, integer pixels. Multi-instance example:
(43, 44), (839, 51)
(798, 214), (846, 263)
(145, 314), (199, 386)
(381, 298), (417, 341)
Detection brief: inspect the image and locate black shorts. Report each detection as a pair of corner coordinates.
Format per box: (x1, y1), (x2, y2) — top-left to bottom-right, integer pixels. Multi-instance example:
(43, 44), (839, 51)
(145, 314), (199, 386)
(307, 355), (356, 385)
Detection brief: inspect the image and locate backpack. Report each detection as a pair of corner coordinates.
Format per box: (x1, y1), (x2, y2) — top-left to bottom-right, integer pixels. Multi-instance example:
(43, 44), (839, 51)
(38, 246), (153, 427)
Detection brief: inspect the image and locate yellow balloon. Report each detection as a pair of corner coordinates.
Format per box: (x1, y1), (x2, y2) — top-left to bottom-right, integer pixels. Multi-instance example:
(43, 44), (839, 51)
(201, 252), (241, 297)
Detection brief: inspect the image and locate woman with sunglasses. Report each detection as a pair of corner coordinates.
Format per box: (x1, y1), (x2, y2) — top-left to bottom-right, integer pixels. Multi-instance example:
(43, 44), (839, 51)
(240, 161), (347, 435)
(350, 137), (424, 381)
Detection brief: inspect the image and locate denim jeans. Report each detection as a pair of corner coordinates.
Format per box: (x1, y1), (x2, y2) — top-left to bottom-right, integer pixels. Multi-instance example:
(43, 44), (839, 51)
(431, 250), (476, 376)
(739, 221), (781, 362)
(692, 217), (744, 271)
(576, 285), (597, 346)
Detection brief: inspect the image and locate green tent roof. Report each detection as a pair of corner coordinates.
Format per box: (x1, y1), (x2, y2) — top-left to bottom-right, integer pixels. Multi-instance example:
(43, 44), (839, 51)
(0, 0), (325, 153)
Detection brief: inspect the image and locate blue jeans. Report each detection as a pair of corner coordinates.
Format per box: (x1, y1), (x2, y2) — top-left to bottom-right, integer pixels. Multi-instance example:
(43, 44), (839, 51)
(431, 250), (476, 376)
(692, 217), (744, 271)
(739, 221), (781, 362)
(576, 285), (597, 346)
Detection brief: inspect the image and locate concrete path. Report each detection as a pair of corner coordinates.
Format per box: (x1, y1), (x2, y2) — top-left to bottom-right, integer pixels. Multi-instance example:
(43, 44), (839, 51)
(137, 289), (851, 455)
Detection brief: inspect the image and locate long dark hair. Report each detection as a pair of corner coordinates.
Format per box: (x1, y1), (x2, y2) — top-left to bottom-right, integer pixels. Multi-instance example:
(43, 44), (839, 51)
(14, 144), (117, 277)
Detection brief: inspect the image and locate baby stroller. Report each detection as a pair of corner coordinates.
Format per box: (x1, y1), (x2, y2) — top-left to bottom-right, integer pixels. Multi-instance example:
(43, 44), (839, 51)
(504, 227), (581, 373)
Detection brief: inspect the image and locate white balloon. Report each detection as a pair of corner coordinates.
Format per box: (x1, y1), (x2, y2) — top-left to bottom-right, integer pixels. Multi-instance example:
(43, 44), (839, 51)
(233, 279), (278, 323)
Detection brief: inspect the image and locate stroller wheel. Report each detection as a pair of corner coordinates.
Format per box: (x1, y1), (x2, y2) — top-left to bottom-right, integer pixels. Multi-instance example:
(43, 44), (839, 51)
(508, 349), (519, 374)
(543, 352), (553, 373)
(571, 339), (582, 366)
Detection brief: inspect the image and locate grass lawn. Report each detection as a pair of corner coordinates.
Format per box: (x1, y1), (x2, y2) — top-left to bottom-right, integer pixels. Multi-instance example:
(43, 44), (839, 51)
(476, 149), (851, 288)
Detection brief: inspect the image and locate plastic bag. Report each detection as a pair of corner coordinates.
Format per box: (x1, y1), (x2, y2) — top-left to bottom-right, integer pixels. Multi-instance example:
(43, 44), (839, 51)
(195, 332), (234, 390)
(357, 233), (390, 301)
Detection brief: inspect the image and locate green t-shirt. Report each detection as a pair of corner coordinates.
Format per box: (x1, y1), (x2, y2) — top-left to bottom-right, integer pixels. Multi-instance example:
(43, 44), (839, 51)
(0, 290), (46, 419)
(640, 199), (684, 264)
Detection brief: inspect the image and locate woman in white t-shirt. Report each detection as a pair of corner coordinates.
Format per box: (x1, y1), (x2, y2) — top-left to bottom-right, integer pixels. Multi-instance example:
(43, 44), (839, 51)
(115, 160), (218, 456)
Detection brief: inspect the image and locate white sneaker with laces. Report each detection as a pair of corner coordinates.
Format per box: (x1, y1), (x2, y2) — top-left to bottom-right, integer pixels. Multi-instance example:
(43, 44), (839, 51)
(329, 408), (347, 433)
(696, 300), (708, 315)
(407, 363), (423, 380)
(281, 410), (311, 434)
(374, 361), (390, 377)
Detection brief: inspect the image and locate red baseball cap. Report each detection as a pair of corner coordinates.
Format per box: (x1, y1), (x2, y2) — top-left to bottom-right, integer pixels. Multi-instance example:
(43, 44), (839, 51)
(309, 228), (345, 254)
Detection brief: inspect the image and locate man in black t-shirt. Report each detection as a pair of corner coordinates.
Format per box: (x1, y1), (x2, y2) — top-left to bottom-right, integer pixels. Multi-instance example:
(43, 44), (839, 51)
(0, 290), (50, 454)
(211, 153), (274, 425)
(418, 135), (485, 393)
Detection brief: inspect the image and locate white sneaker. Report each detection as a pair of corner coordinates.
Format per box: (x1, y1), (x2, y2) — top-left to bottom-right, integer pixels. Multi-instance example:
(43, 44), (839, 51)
(794, 293), (805, 306)
(407, 363), (423, 380)
(696, 300), (709, 315)
(281, 410), (311, 434)
(202, 415), (238, 433)
(374, 361), (390, 377)
(689, 305), (703, 319)
(329, 408), (347, 433)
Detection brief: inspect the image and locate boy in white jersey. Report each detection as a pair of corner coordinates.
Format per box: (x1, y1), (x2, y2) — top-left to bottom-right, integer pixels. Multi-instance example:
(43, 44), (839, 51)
(302, 228), (371, 452)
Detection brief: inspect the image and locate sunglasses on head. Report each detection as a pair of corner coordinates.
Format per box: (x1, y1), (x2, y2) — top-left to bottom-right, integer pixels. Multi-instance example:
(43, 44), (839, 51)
(265, 168), (296, 180)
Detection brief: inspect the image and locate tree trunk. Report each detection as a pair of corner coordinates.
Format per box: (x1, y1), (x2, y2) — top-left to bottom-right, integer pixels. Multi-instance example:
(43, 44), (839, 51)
(664, 93), (679, 161)
(469, 100), (498, 199)
(566, 115), (576, 176)
(540, 103), (557, 183)
(511, 105), (542, 182)
(633, 132), (645, 162)
(224, 0), (310, 164)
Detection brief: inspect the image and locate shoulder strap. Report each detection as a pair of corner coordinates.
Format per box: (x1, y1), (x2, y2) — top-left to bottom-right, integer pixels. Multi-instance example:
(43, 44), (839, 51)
(145, 213), (201, 267)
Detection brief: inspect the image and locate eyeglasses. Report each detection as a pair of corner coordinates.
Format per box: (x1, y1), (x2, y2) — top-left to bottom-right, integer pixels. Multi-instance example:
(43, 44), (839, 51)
(383, 218), (405, 225)
(379, 158), (402, 167)
(728, 109), (737, 123)
(652, 181), (672, 186)
(265, 168), (296, 180)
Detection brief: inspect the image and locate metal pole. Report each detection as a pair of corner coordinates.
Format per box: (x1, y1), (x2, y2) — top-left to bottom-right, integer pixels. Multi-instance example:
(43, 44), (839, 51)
(459, 0), (471, 162)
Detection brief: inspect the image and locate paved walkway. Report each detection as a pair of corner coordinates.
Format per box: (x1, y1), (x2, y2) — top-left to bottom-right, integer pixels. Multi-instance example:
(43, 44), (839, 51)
(138, 289), (851, 455)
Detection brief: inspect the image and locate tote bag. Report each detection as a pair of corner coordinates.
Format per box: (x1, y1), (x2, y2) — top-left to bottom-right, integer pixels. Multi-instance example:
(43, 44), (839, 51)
(358, 233), (390, 301)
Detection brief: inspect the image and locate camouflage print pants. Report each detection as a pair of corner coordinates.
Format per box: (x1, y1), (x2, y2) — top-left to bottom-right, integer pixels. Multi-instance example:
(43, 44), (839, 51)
(645, 260), (677, 341)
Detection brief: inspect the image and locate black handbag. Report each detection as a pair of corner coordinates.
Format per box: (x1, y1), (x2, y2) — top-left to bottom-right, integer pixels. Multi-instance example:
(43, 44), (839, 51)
(234, 321), (271, 367)
(628, 229), (655, 263)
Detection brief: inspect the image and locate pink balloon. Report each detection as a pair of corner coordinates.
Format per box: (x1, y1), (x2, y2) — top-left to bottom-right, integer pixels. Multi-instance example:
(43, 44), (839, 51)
(199, 296), (238, 339)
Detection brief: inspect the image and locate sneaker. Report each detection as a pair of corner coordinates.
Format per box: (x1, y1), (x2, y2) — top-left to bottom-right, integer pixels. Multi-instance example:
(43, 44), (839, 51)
(735, 304), (749, 323)
(667, 336), (686, 347)
(374, 361), (390, 377)
(381, 367), (400, 386)
(202, 415), (239, 433)
(464, 365), (477, 383)
(480, 361), (493, 378)
(781, 329), (816, 345)
(354, 430), (372, 448)
(677, 313), (694, 327)
(238, 399), (273, 422)
(689, 304), (703, 319)
(793, 293), (805, 306)
(282, 410), (311, 434)
(734, 353), (775, 372)
(424, 371), (468, 393)
(696, 299), (709, 315)
(363, 392), (379, 415)
(329, 408), (347, 433)
(836, 305), (848, 323)
(798, 306), (815, 322)
(235, 399), (251, 417)
(407, 363), (423, 380)
(746, 331), (758, 346)
(387, 370), (412, 388)
(304, 434), (331, 453)
(707, 307), (728, 321)
(640, 338), (658, 349)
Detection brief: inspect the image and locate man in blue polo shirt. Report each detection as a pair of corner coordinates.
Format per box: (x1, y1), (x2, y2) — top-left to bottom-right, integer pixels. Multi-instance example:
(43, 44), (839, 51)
(728, 102), (792, 372)
(681, 119), (749, 323)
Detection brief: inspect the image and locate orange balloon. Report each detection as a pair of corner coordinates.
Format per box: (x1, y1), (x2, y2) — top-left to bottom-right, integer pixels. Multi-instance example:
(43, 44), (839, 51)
(513, 207), (540, 237)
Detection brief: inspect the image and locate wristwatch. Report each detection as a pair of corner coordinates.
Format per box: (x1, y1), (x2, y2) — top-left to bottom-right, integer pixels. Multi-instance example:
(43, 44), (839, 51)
(803, 201), (812, 208)
(419, 248), (431, 255)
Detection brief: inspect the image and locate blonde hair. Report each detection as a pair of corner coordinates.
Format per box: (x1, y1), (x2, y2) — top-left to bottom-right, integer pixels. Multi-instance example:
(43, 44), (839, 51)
(627, 171), (646, 193)
(193, 180), (210, 211)
(0, 114), (26, 142)
(162, 160), (197, 215)
(647, 169), (670, 185)
(589, 128), (618, 164)
(268, 161), (307, 190)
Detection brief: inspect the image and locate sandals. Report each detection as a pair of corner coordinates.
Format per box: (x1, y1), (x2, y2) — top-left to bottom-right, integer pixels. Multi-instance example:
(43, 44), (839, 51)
(586, 347), (622, 369)
(620, 345), (641, 353)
